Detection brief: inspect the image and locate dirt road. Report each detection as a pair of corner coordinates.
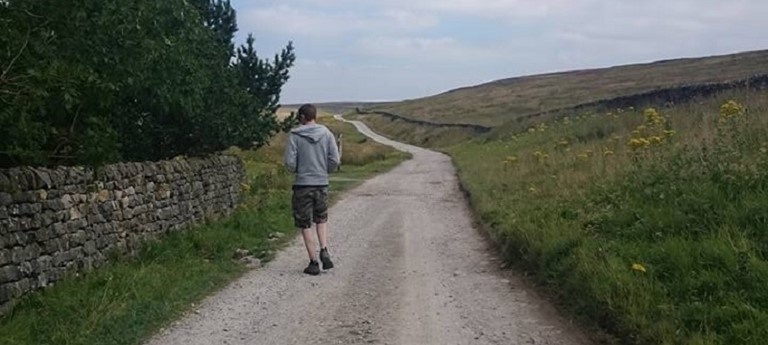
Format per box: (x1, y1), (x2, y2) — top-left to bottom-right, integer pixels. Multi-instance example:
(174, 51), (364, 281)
(145, 117), (591, 345)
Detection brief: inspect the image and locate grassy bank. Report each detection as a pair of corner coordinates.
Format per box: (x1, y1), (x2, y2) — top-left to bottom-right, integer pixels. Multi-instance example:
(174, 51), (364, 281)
(450, 89), (768, 344)
(0, 118), (408, 345)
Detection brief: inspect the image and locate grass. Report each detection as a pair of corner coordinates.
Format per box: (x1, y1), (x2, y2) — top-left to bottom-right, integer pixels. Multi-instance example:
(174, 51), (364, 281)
(449, 88), (768, 344)
(375, 49), (768, 127)
(0, 117), (409, 345)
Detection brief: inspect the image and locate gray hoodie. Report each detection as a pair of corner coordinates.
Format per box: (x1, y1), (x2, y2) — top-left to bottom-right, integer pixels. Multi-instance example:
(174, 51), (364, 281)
(284, 123), (340, 186)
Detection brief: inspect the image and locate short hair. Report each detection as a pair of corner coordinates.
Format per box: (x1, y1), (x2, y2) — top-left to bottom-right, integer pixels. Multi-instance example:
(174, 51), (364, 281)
(297, 104), (317, 121)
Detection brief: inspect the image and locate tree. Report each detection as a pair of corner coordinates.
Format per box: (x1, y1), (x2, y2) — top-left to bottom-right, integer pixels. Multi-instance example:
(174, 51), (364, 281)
(0, 0), (296, 167)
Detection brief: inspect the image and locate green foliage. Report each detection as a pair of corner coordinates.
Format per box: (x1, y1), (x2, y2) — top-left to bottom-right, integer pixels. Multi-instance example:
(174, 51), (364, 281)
(0, 0), (296, 167)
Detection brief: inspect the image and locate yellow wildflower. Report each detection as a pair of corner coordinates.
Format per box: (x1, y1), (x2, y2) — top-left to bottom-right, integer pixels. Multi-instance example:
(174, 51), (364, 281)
(628, 138), (651, 150)
(503, 156), (518, 166)
(720, 100), (745, 121)
(644, 108), (665, 125)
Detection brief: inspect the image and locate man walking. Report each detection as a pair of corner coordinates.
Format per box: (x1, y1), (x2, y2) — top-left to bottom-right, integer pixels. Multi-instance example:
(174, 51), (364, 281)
(284, 104), (340, 275)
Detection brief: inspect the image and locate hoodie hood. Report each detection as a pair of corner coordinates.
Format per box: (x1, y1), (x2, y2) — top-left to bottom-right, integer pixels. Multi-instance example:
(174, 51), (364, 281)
(291, 124), (327, 144)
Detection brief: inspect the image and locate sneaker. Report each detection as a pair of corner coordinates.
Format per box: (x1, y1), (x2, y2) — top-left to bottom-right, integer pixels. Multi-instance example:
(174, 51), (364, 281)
(303, 260), (320, 275)
(320, 248), (334, 270)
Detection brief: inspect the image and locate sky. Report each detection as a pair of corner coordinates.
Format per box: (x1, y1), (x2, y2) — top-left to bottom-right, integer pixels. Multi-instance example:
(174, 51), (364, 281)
(229, 0), (768, 104)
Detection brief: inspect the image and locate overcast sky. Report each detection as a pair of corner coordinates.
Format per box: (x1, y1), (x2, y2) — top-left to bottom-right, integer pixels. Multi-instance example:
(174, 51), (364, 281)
(229, 0), (768, 104)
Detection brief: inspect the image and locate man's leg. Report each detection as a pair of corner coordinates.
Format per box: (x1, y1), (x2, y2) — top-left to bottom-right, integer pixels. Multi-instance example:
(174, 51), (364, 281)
(301, 227), (318, 261)
(294, 188), (320, 275)
(316, 222), (328, 250)
(314, 188), (334, 270)
(317, 222), (334, 270)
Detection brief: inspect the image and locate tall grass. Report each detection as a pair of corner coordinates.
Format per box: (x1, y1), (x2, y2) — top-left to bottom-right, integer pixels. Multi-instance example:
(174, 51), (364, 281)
(450, 89), (768, 344)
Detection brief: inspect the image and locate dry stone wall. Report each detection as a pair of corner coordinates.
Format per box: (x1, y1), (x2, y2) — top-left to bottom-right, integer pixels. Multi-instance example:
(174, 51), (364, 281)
(0, 155), (244, 314)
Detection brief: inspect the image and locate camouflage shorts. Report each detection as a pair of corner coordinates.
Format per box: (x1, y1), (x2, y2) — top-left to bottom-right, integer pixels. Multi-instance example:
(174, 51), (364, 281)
(291, 186), (329, 229)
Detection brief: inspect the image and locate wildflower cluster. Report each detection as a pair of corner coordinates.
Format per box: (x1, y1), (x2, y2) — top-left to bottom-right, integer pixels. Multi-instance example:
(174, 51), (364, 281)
(533, 151), (550, 163)
(628, 108), (672, 151)
(502, 155), (519, 170)
(719, 100), (745, 124)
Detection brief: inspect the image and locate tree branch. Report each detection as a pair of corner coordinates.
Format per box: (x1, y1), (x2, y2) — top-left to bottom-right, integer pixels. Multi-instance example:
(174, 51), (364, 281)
(0, 30), (30, 84)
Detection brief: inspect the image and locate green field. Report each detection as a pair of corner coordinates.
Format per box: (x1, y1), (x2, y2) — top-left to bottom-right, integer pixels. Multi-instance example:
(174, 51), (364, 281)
(448, 89), (768, 344)
(0, 118), (409, 345)
(374, 50), (768, 127)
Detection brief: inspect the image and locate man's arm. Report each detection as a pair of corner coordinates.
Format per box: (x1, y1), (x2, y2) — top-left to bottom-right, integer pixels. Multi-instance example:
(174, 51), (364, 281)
(326, 131), (340, 173)
(284, 134), (298, 173)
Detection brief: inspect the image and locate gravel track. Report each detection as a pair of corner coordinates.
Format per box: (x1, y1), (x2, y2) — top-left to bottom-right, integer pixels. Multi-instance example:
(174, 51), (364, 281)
(145, 117), (592, 345)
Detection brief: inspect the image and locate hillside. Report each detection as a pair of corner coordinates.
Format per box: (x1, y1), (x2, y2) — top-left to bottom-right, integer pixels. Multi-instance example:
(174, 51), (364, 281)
(374, 49), (768, 127)
(283, 102), (392, 115)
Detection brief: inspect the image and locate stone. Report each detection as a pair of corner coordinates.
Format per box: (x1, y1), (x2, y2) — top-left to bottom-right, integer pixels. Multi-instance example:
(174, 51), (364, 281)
(123, 208), (134, 220)
(87, 214), (106, 225)
(7, 205), (20, 217)
(0, 284), (11, 303)
(83, 241), (97, 255)
(0, 249), (9, 266)
(12, 232), (28, 246)
(0, 207), (7, 220)
(240, 256), (261, 269)
(12, 191), (39, 203)
(233, 248), (251, 259)
(0, 193), (11, 207)
(43, 239), (61, 254)
(11, 278), (30, 298)
(71, 230), (88, 245)
(37, 272), (49, 288)
(36, 255), (52, 273)
(35, 190), (48, 201)
(96, 190), (111, 203)
(69, 207), (83, 220)
(19, 261), (33, 275)
(30, 169), (53, 189)
(60, 194), (73, 209)
(18, 203), (42, 216)
(0, 265), (21, 283)
(52, 223), (66, 236)
(33, 228), (54, 242)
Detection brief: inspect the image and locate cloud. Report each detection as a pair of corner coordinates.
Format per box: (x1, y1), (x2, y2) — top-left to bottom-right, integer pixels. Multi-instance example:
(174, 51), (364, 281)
(354, 36), (501, 62)
(239, 5), (438, 38)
